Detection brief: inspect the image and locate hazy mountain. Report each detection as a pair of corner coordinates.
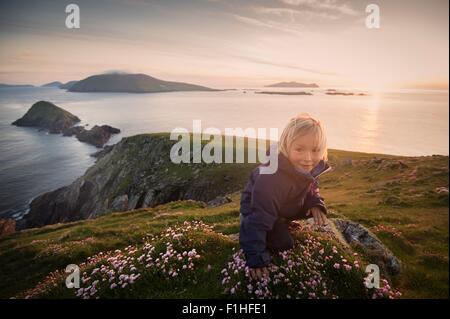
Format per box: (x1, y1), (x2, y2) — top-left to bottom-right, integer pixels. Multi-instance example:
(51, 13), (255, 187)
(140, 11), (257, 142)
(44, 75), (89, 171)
(0, 83), (34, 88)
(69, 73), (218, 93)
(59, 80), (78, 90)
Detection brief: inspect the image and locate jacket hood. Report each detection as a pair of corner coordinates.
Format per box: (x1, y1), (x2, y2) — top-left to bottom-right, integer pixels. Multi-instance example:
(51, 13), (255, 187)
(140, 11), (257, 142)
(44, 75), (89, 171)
(262, 146), (331, 181)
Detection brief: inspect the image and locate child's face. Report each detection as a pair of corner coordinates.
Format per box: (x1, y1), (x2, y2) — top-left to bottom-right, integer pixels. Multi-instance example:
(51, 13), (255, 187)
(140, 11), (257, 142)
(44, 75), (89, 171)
(287, 132), (323, 172)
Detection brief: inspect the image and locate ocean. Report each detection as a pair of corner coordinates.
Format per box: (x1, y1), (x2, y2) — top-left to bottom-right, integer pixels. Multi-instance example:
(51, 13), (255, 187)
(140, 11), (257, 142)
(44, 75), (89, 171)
(0, 86), (448, 219)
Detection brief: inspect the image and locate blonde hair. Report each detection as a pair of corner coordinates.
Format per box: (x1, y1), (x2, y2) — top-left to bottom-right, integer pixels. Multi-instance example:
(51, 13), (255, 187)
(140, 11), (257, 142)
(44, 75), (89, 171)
(278, 113), (328, 161)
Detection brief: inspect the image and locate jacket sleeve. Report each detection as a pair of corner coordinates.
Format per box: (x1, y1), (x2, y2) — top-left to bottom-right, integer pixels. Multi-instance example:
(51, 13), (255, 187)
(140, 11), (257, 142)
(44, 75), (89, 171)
(301, 178), (327, 215)
(239, 170), (256, 217)
(239, 171), (289, 268)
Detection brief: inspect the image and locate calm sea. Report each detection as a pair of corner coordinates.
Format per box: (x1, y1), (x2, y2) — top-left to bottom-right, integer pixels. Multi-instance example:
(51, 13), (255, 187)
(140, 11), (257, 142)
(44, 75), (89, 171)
(0, 86), (448, 219)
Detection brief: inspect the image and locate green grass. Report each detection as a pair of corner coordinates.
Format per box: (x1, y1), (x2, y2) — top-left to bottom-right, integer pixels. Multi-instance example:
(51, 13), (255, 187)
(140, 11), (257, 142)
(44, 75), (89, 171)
(0, 148), (448, 299)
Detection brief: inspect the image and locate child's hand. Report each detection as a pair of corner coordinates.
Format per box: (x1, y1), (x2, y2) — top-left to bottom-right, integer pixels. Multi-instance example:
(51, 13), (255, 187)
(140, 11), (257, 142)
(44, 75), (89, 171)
(306, 207), (328, 226)
(249, 267), (269, 280)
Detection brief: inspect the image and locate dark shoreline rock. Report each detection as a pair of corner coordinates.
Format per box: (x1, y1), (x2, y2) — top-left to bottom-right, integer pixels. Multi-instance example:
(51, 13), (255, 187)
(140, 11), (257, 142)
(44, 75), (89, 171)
(64, 125), (120, 148)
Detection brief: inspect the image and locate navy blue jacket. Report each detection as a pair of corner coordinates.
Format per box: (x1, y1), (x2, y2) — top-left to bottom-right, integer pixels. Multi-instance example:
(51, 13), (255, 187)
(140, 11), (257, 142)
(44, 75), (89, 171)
(239, 152), (331, 268)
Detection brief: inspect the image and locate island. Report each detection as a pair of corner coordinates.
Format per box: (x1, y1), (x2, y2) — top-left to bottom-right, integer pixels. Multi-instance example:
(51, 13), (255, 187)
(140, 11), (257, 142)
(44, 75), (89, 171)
(12, 101), (80, 133)
(265, 81), (319, 88)
(68, 73), (219, 93)
(41, 81), (63, 88)
(255, 91), (313, 95)
(59, 80), (78, 90)
(325, 89), (368, 96)
(12, 101), (120, 147)
(0, 83), (34, 88)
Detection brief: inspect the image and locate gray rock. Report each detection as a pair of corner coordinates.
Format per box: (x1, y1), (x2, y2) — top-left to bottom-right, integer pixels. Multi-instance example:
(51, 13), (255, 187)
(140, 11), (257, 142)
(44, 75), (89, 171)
(333, 219), (402, 275)
(110, 195), (129, 212)
(207, 195), (232, 207)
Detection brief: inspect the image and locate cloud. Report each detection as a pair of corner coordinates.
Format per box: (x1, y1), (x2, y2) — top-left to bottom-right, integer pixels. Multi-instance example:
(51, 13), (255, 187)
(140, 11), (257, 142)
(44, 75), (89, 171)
(279, 0), (358, 16)
(254, 6), (341, 21)
(231, 13), (305, 34)
(229, 53), (340, 76)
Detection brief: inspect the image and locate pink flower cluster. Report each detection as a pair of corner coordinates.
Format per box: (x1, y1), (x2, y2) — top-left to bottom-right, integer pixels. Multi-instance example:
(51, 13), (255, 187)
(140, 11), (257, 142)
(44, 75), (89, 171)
(74, 220), (210, 299)
(221, 230), (401, 299)
(370, 279), (402, 299)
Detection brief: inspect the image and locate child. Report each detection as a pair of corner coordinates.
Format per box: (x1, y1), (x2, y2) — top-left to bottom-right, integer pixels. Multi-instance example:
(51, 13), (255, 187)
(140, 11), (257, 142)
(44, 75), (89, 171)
(239, 113), (332, 280)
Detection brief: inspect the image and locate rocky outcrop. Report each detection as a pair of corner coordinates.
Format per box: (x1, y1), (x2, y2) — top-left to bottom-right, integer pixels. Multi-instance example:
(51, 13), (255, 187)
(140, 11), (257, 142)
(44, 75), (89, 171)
(12, 101), (80, 133)
(18, 134), (257, 229)
(63, 125), (120, 148)
(333, 219), (402, 275)
(207, 195), (232, 207)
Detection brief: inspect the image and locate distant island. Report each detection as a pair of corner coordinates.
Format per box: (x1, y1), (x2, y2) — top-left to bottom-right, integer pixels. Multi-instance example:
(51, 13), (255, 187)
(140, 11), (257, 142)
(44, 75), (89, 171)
(265, 81), (319, 88)
(0, 83), (34, 88)
(59, 80), (78, 90)
(255, 91), (313, 96)
(68, 73), (219, 93)
(326, 89), (368, 96)
(12, 101), (120, 147)
(41, 81), (63, 88)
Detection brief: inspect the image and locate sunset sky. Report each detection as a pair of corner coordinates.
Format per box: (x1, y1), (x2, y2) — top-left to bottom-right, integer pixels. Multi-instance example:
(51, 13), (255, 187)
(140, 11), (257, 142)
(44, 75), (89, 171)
(0, 0), (448, 89)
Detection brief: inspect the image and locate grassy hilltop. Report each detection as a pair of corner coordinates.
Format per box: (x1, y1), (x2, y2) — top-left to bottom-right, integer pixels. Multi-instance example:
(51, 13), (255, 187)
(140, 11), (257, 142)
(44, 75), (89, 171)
(0, 134), (448, 299)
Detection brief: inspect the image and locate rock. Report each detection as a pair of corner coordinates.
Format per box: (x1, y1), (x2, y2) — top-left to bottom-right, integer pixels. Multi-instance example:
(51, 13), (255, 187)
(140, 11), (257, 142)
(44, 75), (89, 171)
(73, 125), (121, 148)
(207, 195), (232, 207)
(12, 101), (80, 133)
(110, 195), (129, 212)
(333, 219), (402, 275)
(377, 160), (409, 171)
(0, 218), (15, 237)
(62, 126), (85, 137)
